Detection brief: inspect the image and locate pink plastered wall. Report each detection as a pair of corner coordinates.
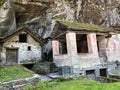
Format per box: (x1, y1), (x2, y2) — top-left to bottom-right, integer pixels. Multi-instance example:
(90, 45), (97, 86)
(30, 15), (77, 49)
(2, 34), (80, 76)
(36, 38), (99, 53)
(52, 32), (100, 67)
(98, 35), (120, 62)
(87, 33), (99, 57)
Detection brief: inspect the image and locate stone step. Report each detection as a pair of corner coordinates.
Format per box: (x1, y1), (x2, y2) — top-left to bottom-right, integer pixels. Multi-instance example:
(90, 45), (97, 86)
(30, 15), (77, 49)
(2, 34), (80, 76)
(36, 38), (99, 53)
(13, 84), (28, 89)
(47, 73), (61, 79)
(38, 75), (52, 81)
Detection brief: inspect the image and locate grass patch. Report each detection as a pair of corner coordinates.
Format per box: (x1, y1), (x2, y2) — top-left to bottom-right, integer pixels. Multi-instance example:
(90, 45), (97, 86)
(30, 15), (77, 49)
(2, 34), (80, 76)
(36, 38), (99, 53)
(0, 65), (34, 82)
(22, 78), (120, 90)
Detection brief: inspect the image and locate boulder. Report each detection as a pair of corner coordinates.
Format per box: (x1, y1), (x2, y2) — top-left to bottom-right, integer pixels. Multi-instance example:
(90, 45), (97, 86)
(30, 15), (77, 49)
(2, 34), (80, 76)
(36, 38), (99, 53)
(0, 0), (16, 36)
(32, 62), (51, 75)
(0, 86), (8, 90)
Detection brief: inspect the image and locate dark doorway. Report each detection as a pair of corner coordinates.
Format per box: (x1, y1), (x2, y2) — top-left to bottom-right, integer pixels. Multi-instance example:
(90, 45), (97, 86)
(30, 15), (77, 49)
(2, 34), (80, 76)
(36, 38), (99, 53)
(100, 68), (107, 77)
(23, 64), (34, 70)
(76, 34), (88, 53)
(6, 48), (18, 65)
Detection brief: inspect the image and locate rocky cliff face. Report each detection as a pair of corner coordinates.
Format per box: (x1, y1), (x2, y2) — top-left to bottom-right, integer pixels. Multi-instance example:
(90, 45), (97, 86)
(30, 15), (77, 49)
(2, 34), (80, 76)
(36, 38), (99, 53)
(0, 0), (120, 59)
(0, 0), (120, 36)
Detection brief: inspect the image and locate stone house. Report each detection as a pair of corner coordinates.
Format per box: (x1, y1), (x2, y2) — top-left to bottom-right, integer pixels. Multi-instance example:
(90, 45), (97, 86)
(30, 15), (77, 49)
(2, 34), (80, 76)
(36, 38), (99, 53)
(51, 21), (117, 79)
(0, 27), (44, 65)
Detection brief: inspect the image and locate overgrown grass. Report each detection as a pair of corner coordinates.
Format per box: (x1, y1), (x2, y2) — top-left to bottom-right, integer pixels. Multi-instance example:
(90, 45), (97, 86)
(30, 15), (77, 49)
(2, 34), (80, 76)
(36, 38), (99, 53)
(0, 65), (34, 82)
(23, 78), (120, 90)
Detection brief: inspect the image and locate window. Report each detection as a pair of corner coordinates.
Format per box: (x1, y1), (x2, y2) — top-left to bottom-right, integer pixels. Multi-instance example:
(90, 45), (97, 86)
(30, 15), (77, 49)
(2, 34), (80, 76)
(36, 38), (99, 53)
(27, 46), (31, 51)
(100, 68), (107, 77)
(0, 45), (2, 52)
(76, 34), (88, 53)
(19, 34), (27, 43)
(86, 70), (95, 75)
(86, 70), (96, 79)
(59, 40), (67, 54)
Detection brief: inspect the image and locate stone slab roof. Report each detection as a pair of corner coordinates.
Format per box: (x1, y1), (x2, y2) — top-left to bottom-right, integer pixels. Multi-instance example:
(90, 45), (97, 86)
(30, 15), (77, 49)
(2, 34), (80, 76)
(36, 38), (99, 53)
(57, 20), (114, 32)
(112, 25), (120, 31)
(0, 26), (46, 46)
(51, 20), (116, 39)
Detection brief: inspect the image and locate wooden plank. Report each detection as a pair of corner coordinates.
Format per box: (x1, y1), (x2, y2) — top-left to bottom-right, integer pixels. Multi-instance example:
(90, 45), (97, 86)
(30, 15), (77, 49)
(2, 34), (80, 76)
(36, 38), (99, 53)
(99, 76), (120, 81)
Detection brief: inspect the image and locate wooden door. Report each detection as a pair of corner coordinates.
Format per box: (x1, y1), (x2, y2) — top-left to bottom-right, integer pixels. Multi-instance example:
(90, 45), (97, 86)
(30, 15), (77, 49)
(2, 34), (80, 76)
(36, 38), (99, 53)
(6, 48), (18, 65)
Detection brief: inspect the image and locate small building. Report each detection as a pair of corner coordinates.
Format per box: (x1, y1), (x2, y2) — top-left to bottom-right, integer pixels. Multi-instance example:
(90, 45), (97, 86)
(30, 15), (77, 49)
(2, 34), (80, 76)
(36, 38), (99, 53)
(0, 27), (44, 65)
(51, 21), (116, 78)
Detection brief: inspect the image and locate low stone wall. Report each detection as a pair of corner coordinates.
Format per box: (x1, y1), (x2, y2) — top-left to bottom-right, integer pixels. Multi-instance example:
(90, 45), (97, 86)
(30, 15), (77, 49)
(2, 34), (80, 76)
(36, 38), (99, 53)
(0, 74), (40, 90)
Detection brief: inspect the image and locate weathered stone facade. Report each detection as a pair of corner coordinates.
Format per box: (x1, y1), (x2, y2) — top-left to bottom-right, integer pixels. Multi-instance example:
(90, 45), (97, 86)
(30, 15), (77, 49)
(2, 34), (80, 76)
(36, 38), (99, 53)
(0, 27), (43, 65)
(51, 21), (118, 79)
(52, 33), (100, 68)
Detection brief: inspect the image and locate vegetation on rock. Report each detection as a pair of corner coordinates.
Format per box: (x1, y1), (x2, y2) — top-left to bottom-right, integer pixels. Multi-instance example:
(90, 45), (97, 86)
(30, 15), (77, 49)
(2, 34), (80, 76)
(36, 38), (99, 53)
(0, 65), (34, 82)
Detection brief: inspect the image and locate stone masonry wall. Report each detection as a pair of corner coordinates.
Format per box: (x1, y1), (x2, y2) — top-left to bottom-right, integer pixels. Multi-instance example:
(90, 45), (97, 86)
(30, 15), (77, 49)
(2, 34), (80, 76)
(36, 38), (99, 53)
(1, 31), (41, 64)
(0, 74), (39, 90)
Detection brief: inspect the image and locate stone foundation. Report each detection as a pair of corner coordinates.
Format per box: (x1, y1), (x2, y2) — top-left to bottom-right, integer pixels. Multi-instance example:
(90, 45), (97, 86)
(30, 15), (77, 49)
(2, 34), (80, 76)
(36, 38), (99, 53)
(58, 62), (117, 80)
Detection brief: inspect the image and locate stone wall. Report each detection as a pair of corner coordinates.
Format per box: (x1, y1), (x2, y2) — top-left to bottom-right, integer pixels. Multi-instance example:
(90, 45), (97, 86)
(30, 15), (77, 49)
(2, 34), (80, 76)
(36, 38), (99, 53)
(106, 34), (120, 62)
(0, 74), (39, 90)
(98, 34), (120, 62)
